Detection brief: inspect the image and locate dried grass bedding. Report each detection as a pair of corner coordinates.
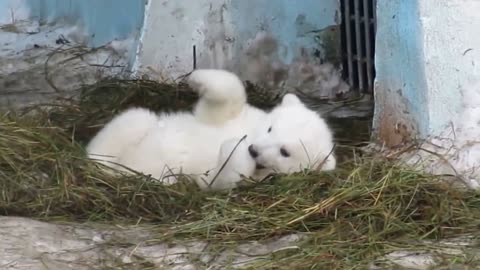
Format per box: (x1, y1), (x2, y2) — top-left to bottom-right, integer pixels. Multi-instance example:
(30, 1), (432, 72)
(1, 79), (480, 268)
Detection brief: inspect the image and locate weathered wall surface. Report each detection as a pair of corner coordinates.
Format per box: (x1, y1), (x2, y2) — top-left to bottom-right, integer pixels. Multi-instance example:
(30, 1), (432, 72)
(133, 0), (340, 80)
(0, 0), (30, 25)
(373, 0), (480, 188)
(25, 0), (145, 46)
(0, 0), (145, 108)
(1, 0), (341, 107)
(372, 0), (428, 146)
(229, 0), (340, 65)
(418, 0), (480, 135)
(374, 0), (480, 144)
(25, 0), (146, 65)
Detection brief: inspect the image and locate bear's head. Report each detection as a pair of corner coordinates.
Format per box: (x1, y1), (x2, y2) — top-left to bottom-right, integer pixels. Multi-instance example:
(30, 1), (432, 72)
(247, 94), (336, 177)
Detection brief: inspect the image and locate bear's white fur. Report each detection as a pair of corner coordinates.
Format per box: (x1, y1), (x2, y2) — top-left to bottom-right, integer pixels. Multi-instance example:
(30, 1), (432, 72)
(86, 69), (336, 191)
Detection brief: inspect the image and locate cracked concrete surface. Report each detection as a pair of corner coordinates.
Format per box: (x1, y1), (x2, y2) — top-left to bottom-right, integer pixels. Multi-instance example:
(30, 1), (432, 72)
(1, 216), (479, 269)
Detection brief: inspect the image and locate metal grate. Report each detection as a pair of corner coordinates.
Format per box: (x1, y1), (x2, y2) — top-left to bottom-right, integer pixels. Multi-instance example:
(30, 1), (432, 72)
(340, 0), (377, 93)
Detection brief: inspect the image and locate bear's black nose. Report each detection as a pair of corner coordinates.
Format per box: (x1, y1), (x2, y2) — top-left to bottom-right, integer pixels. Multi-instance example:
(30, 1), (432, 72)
(248, 144), (259, 158)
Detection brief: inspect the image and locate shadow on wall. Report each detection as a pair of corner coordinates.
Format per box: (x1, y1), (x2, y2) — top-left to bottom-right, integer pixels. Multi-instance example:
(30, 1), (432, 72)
(236, 32), (351, 101)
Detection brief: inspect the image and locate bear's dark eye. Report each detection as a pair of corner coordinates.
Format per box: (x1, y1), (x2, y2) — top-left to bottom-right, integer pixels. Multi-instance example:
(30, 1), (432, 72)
(267, 126), (272, 133)
(280, 147), (290, 157)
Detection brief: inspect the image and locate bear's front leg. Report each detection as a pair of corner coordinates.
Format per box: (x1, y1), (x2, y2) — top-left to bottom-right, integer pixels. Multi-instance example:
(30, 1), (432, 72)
(196, 136), (256, 191)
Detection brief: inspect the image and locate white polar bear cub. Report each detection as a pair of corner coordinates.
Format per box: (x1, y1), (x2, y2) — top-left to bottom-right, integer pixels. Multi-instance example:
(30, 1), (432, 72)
(86, 69), (336, 191)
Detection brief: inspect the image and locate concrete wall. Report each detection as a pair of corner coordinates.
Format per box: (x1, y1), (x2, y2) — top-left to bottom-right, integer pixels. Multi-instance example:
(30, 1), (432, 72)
(0, 0), (340, 106)
(373, 0), (480, 145)
(25, 0), (146, 66)
(229, 0), (340, 64)
(0, 0), (31, 25)
(373, 0), (480, 185)
(373, 0), (429, 146)
(25, 0), (146, 47)
(133, 0), (340, 80)
(0, 0), (146, 108)
(1, 0), (340, 81)
(0, 0), (146, 67)
(418, 0), (480, 135)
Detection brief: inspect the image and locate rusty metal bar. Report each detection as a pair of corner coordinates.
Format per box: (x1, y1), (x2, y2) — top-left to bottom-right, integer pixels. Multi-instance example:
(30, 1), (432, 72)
(354, 0), (364, 91)
(363, 0), (373, 92)
(344, 0), (354, 87)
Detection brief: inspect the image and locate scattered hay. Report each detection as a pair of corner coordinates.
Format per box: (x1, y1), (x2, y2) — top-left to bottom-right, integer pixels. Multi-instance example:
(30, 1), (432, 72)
(21, 79), (198, 144)
(1, 79), (480, 268)
(20, 79), (282, 144)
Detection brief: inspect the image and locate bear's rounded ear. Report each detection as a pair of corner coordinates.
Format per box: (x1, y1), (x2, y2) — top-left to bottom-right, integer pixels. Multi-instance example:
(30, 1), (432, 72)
(281, 94), (302, 106)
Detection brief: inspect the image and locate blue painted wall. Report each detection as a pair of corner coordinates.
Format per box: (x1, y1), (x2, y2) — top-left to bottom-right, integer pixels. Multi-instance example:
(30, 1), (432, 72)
(25, 0), (146, 47)
(374, 0), (429, 136)
(0, 1), (30, 25)
(231, 0), (339, 64)
(135, 0), (340, 79)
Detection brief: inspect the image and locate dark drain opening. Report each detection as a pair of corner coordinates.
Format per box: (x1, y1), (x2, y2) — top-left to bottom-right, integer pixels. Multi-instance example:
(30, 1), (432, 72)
(340, 0), (377, 94)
